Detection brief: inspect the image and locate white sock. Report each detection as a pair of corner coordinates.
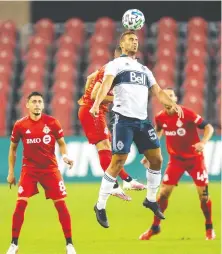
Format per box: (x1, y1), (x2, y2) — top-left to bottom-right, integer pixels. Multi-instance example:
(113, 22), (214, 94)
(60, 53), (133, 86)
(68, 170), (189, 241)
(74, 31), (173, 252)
(97, 172), (116, 210)
(146, 168), (161, 202)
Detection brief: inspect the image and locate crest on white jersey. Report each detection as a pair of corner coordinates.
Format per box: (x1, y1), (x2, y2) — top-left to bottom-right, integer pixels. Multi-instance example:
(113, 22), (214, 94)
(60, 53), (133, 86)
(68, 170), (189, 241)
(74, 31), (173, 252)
(43, 125), (50, 134)
(176, 118), (183, 127)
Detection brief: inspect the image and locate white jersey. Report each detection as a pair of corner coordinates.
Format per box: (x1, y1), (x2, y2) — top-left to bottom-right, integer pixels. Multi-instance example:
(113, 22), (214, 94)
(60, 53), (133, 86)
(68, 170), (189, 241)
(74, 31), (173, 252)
(104, 56), (156, 120)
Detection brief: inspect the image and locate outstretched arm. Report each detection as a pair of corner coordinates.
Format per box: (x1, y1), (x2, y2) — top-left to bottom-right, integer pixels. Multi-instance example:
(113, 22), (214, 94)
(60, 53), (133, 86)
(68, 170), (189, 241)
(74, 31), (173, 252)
(91, 81), (114, 103)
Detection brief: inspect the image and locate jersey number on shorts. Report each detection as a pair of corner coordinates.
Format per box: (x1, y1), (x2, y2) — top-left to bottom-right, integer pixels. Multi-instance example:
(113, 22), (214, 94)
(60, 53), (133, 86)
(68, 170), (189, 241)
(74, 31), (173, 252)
(59, 181), (67, 195)
(148, 129), (157, 140)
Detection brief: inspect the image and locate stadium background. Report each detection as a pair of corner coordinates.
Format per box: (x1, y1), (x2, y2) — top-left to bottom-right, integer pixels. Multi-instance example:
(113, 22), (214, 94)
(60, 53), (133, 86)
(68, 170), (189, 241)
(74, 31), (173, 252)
(0, 1), (221, 254)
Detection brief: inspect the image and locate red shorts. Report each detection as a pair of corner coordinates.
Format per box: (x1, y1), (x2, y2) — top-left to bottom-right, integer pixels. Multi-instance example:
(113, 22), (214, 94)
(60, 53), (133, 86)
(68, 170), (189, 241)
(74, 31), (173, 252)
(162, 156), (208, 187)
(18, 167), (67, 200)
(78, 105), (111, 144)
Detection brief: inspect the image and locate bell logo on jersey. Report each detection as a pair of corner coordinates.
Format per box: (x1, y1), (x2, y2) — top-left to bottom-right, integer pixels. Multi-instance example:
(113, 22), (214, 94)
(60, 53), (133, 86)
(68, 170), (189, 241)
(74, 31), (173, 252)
(26, 138), (41, 144)
(130, 71), (146, 85)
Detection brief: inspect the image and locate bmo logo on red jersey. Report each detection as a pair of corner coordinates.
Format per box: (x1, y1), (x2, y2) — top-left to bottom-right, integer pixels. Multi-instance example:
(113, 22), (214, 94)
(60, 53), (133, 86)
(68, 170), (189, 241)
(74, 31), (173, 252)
(165, 128), (186, 136)
(26, 138), (41, 144)
(26, 135), (51, 144)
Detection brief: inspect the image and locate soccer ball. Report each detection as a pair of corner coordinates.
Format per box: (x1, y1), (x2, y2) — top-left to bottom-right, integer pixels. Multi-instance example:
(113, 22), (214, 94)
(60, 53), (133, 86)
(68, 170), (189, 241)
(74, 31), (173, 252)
(122, 9), (145, 30)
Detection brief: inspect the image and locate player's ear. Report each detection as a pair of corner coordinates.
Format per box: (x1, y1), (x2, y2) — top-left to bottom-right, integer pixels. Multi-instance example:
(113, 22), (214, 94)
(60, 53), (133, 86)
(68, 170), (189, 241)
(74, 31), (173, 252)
(175, 95), (178, 103)
(26, 102), (29, 109)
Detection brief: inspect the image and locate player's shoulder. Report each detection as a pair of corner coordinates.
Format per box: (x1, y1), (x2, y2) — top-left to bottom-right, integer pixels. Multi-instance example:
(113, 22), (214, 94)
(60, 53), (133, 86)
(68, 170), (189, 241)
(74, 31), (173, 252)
(181, 106), (199, 116)
(155, 110), (165, 119)
(15, 116), (29, 125)
(42, 114), (58, 124)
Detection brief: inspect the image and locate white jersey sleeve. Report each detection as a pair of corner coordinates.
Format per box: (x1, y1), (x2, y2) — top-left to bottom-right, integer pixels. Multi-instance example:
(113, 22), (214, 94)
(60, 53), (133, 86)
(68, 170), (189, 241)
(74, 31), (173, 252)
(145, 67), (157, 88)
(103, 60), (119, 77)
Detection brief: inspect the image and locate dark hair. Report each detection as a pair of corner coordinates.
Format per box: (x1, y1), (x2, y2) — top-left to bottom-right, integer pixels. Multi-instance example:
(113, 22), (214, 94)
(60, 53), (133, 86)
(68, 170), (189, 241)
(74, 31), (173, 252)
(27, 91), (44, 101)
(119, 30), (137, 42)
(115, 45), (122, 53)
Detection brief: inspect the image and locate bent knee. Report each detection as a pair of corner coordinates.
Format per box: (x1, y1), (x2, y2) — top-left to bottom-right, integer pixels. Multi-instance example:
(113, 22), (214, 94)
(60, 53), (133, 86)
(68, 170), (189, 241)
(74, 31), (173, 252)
(149, 155), (163, 169)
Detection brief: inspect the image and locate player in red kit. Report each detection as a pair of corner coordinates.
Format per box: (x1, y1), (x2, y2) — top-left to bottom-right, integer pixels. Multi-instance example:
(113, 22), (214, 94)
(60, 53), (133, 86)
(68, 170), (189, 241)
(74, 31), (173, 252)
(78, 47), (146, 201)
(6, 92), (77, 254)
(139, 88), (216, 241)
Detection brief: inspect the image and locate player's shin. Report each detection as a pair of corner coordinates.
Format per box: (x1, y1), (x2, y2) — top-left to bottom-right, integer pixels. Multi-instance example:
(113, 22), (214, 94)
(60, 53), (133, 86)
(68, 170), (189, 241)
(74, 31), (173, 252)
(54, 200), (73, 245)
(11, 200), (28, 245)
(146, 169), (161, 202)
(201, 198), (213, 227)
(97, 172), (116, 210)
(153, 197), (168, 226)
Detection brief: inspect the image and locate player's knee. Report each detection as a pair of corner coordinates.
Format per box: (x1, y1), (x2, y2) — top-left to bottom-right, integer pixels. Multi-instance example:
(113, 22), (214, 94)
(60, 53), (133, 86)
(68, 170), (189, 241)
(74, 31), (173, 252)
(199, 194), (208, 203)
(111, 158), (125, 171)
(149, 155), (163, 169)
(159, 190), (170, 200)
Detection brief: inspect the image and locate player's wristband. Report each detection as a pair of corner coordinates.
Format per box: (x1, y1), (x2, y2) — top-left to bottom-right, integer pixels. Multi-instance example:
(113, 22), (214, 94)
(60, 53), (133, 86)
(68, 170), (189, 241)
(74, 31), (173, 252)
(62, 154), (68, 160)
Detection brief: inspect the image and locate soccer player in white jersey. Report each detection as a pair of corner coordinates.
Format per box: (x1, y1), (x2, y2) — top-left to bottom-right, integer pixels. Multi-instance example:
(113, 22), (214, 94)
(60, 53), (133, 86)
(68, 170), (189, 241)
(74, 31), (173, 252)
(90, 30), (184, 228)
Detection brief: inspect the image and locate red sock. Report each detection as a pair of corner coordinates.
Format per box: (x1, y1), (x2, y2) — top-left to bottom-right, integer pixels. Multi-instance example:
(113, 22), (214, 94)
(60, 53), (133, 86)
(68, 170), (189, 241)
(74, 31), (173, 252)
(54, 201), (72, 239)
(153, 198), (168, 227)
(201, 199), (213, 225)
(12, 200), (27, 239)
(98, 150), (130, 180)
(98, 150), (112, 171)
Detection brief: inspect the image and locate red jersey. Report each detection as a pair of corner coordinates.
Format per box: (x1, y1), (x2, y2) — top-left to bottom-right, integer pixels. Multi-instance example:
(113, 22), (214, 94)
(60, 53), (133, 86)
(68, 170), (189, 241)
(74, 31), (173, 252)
(78, 66), (112, 112)
(11, 114), (64, 169)
(155, 106), (204, 159)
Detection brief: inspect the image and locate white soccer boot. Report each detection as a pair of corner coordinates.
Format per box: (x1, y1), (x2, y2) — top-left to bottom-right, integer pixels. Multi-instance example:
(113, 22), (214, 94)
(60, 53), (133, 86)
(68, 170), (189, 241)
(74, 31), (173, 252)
(66, 243), (77, 254)
(6, 244), (18, 254)
(111, 186), (132, 201)
(123, 179), (146, 190)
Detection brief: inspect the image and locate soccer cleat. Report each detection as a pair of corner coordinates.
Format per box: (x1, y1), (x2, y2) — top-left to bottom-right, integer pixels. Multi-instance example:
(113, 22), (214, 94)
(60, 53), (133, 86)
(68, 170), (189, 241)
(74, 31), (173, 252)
(139, 226), (161, 240)
(111, 186), (132, 201)
(206, 229), (216, 240)
(123, 179), (146, 190)
(66, 244), (77, 254)
(6, 243), (18, 254)
(143, 198), (165, 220)
(94, 205), (109, 228)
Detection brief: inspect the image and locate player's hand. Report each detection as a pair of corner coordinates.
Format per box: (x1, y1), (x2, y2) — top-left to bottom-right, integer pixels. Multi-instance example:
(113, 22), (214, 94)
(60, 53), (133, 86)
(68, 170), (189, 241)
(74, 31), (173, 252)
(172, 104), (184, 118)
(140, 157), (150, 168)
(7, 173), (16, 189)
(192, 141), (205, 153)
(63, 157), (74, 169)
(89, 105), (99, 118)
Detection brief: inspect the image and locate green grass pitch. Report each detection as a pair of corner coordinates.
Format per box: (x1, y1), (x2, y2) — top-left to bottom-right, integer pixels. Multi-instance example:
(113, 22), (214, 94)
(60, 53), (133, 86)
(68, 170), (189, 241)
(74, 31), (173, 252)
(0, 182), (220, 254)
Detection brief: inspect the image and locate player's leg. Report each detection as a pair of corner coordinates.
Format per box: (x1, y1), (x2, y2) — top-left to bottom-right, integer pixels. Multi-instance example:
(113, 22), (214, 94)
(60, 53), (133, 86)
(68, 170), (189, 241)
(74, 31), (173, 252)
(7, 169), (38, 253)
(134, 121), (164, 218)
(94, 113), (134, 228)
(40, 170), (77, 252)
(139, 158), (184, 240)
(188, 156), (215, 240)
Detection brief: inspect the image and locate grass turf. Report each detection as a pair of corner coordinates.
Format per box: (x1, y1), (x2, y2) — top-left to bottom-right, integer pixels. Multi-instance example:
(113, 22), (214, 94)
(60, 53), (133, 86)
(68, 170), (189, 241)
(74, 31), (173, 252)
(0, 182), (220, 254)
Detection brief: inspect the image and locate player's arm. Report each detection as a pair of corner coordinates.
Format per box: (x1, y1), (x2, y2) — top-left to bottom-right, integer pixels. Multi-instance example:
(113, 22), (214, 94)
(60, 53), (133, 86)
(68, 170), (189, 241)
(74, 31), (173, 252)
(192, 122), (214, 152)
(57, 137), (74, 169)
(90, 75), (114, 116)
(155, 125), (164, 139)
(7, 141), (18, 188)
(150, 84), (184, 118)
(91, 81), (114, 103)
(84, 71), (99, 91)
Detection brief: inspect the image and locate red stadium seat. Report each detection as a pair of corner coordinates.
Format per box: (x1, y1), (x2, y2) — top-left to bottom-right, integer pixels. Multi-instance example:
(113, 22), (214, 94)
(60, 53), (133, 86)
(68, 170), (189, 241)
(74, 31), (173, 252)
(156, 46), (177, 63)
(156, 75), (175, 89)
(0, 78), (10, 96)
(188, 17), (207, 33)
(150, 97), (164, 119)
(23, 63), (45, 80)
(182, 77), (205, 92)
(65, 18), (84, 35)
(1, 20), (16, 39)
(186, 47), (207, 62)
(95, 17), (115, 35)
(54, 63), (77, 81)
(157, 32), (177, 48)
(153, 61), (174, 81)
(35, 19), (54, 42)
(0, 35), (15, 50)
(21, 79), (44, 93)
(184, 61), (206, 80)
(52, 80), (75, 95)
(0, 63), (11, 81)
(28, 35), (50, 50)
(55, 48), (78, 65)
(182, 94), (204, 115)
(0, 49), (14, 65)
(57, 34), (80, 50)
(86, 62), (104, 76)
(187, 33), (207, 48)
(89, 46), (111, 62)
(24, 48), (47, 64)
(158, 17), (177, 33)
(89, 33), (112, 47)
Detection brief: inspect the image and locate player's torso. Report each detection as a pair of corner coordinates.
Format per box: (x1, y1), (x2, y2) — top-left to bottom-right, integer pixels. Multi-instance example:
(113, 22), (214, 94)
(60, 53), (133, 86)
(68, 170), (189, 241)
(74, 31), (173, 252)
(112, 57), (150, 120)
(158, 111), (200, 157)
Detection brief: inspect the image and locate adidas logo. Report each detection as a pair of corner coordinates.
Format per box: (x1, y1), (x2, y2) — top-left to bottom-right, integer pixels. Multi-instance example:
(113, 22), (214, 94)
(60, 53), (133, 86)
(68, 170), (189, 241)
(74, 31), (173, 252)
(26, 129), (31, 134)
(163, 124), (167, 128)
